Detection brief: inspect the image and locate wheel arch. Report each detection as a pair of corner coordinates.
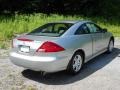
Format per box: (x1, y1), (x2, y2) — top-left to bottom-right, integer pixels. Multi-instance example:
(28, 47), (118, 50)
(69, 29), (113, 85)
(66, 49), (86, 74)
(73, 49), (85, 63)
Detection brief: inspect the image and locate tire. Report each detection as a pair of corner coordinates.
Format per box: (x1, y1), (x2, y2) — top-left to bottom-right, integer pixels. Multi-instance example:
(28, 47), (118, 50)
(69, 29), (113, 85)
(67, 52), (84, 75)
(107, 39), (114, 53)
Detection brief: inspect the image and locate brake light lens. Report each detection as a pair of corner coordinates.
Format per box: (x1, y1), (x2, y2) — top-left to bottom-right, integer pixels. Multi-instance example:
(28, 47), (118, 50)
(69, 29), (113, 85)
(17, 38), (33, 42)
(36, 41), (65, 52)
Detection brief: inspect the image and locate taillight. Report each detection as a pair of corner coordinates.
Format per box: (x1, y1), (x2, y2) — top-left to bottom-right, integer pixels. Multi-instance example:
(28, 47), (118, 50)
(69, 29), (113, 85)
(17, 38), (33, 42)
(36, 41), (65, 52)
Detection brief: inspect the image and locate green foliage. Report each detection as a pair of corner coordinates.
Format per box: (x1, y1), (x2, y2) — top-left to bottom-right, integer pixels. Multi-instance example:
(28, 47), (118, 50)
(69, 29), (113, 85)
(0, 41), (8, 49)
(0, 13), (119, 40)
(0, 13), (120, 48)
(0, 0), (119, 49)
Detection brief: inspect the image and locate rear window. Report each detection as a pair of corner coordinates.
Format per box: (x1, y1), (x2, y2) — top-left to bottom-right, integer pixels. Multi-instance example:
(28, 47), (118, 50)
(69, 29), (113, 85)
(28, 23), (73, 37)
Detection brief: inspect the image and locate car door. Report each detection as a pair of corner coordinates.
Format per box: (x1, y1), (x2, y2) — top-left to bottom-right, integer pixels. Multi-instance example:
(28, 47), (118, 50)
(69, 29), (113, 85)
(86, 23), (105, 55)
(75, 24), (93, 61)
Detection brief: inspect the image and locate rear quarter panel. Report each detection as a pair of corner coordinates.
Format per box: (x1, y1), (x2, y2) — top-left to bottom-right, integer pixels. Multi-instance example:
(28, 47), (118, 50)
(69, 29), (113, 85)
(54, 34), (93, 62)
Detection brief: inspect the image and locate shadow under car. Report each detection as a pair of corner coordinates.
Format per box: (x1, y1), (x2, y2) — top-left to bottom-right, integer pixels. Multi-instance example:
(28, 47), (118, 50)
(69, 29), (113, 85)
(22, 47), (120, 85)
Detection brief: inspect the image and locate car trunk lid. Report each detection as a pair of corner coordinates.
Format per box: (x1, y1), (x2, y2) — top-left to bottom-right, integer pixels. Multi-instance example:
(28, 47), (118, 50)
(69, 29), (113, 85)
(13, 35), (59, 55)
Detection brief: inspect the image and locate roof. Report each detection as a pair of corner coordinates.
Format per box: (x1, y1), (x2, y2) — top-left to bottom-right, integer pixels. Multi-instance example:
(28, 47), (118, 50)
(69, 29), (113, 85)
(51, 20), (92, 24)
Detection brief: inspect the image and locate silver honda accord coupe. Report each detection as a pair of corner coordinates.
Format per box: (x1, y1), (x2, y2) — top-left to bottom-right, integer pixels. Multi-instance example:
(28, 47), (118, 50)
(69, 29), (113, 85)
(10, 20), (114, 74)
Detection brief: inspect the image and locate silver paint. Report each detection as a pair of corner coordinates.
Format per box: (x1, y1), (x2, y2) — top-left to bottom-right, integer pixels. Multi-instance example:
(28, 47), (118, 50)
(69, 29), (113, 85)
(9, 20), (113, 72)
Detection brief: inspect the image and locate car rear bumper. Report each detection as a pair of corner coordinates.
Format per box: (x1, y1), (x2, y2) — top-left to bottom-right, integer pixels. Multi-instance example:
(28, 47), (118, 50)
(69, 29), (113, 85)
(9, 52), (70, 72)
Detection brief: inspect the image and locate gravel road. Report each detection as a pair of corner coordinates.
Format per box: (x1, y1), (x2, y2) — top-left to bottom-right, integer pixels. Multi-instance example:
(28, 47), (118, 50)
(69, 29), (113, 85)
(0, 39), (120, 90)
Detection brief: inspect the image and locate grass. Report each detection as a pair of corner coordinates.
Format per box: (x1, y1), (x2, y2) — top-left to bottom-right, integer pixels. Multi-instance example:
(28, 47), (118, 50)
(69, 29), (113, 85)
(0, 13), (120, 49)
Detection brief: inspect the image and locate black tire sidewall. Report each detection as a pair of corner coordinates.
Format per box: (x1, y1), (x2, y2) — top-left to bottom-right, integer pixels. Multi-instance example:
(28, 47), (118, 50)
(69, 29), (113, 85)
(67, 52), (84, 74)
(107, 40), (114, 53)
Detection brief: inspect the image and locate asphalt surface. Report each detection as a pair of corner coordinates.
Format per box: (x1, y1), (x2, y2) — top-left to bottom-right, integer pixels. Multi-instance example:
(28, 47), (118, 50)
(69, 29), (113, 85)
(0, 40), (120, 90)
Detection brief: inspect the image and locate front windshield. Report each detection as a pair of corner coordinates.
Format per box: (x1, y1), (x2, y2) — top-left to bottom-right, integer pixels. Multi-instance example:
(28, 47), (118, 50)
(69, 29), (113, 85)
(28, 23), (73, 37)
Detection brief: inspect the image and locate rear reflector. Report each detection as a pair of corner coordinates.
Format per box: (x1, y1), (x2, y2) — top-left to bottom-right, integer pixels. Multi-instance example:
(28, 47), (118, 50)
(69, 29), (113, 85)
(36, 41), (65, 52)
(17, 38), (33, 42)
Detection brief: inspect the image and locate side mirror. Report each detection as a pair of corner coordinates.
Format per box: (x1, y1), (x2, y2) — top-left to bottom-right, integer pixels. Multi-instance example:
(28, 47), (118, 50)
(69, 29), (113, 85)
(102, 28), (108, 33)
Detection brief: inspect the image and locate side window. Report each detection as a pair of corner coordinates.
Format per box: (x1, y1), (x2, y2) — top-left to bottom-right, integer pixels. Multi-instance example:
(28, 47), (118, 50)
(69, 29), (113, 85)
(75, 24), (90, 35)
(86, 23), (102, 33)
